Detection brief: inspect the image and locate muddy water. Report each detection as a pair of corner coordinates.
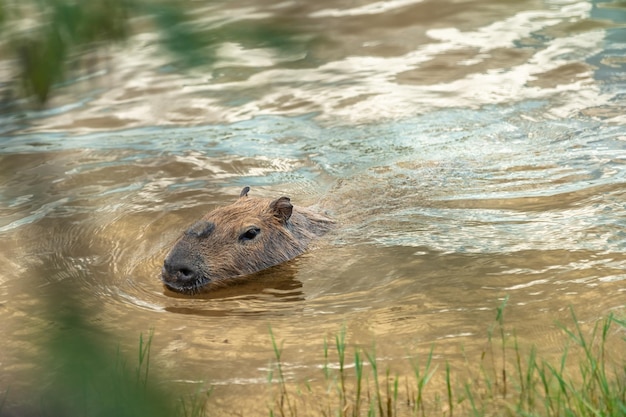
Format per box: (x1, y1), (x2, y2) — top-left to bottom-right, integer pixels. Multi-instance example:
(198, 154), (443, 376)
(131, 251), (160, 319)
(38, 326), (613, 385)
(1, 0), (626, 413)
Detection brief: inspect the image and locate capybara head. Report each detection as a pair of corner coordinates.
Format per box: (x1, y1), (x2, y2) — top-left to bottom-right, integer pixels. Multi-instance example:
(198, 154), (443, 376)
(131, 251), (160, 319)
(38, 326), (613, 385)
(161, 187), (334, 294)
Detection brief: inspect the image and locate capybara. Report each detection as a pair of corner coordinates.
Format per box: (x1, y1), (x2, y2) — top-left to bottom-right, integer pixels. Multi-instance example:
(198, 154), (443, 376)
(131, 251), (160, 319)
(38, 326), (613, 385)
(161, 187), (335, 294)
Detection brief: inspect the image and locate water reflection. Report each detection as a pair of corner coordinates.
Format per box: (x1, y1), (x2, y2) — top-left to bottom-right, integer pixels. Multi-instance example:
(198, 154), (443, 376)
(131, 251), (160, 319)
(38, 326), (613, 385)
(3, 0), (624, 132)
(161, 261), (306, 316)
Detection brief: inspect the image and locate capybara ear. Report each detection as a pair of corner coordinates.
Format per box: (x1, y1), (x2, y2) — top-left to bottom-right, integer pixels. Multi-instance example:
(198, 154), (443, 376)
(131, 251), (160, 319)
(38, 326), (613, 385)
(270, 197), (293, 223)
(240, 186), (251, 198)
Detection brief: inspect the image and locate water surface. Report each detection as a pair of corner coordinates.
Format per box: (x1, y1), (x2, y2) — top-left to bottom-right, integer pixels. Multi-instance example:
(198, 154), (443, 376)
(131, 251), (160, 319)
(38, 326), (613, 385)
(1, 0), (625, 413)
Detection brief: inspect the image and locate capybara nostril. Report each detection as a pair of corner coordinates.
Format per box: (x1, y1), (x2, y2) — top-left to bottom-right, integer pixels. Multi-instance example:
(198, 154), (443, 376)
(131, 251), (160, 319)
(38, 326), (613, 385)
(177, 267), (195, 281)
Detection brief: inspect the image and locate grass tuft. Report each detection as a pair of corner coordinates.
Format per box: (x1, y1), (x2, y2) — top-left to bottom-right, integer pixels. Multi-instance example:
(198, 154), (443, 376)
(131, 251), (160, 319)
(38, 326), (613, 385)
(269, 325), (297, 417)
(266, 303), (625, 417)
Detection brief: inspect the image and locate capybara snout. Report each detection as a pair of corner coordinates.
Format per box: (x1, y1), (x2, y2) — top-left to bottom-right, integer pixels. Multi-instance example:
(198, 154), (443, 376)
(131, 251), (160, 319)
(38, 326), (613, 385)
(161, 187), (334, 294)
(162, 236), (207, 287)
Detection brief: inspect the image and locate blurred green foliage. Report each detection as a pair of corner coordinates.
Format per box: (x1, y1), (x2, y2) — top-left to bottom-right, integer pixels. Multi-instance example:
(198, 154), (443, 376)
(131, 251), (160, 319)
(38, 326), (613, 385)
(0, 290), (210, 417)
(1, 0), (135, 102)
(39, 311), (176, 417)
(0, 0), (304, 104)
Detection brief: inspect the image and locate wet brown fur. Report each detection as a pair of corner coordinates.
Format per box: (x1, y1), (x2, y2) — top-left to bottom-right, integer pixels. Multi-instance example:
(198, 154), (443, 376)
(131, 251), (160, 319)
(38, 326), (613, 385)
(161, 188), (334, 294)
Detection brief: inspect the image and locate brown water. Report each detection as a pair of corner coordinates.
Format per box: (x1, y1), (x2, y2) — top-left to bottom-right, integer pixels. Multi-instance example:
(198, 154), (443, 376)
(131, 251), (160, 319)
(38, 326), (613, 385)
(1, 0), (626, 413)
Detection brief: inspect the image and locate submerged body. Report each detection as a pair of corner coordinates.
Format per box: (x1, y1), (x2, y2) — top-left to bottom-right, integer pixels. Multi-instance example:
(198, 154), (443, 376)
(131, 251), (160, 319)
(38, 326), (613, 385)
(161, 187), (335, 294)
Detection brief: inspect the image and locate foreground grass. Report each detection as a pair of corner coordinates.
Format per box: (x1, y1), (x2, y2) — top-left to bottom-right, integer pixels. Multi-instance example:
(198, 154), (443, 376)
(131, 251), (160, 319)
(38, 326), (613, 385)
(267, 300), (626, 417)
(1, 300), (624, 417)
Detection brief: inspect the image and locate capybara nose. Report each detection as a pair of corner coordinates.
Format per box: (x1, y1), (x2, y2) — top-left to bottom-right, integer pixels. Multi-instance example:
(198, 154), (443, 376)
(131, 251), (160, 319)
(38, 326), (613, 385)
(162, 259), (198, 284)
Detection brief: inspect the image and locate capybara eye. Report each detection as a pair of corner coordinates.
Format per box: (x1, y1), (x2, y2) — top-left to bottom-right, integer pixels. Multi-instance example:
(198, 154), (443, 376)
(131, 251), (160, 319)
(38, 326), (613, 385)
(240, 227), (260, 241)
